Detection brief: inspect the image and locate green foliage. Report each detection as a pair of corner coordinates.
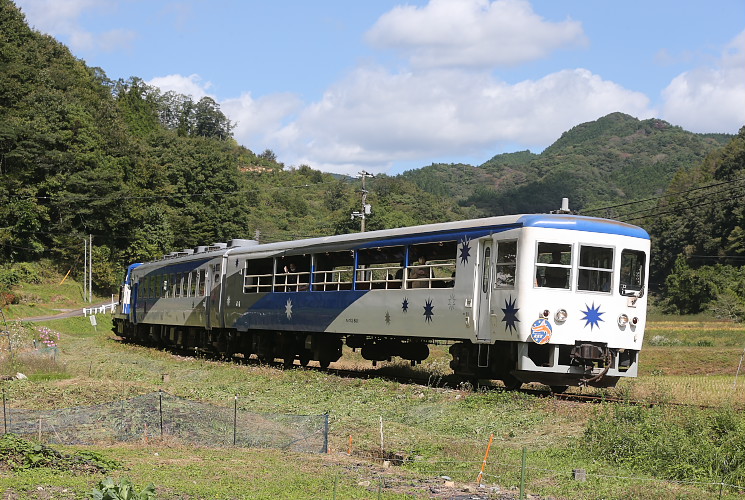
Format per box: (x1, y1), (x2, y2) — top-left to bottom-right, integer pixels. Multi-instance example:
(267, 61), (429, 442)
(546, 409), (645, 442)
(90, 477), (156, 500)
(663, 256), (745, 315)
(650, 126), (745, 283)
(0, 262), (42, 291)
(0, 434), (121, 473)
(585, 404), (745, 485)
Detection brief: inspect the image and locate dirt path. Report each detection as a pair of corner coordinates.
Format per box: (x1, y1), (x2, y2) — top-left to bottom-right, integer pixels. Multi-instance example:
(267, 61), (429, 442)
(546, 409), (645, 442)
(12, 302), (113, 323)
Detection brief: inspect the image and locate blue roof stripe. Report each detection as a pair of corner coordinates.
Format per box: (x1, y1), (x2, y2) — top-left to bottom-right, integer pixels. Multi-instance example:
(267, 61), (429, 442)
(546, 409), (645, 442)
(518, 215), (650, 240)
(356, 223), (522, 248)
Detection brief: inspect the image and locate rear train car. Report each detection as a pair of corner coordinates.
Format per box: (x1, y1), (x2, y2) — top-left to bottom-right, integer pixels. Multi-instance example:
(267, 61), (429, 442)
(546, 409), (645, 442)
(113, 213), (649, 389)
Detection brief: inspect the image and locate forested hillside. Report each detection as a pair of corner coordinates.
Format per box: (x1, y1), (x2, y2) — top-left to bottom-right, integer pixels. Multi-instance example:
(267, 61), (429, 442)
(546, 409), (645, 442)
(0, 0), (467, 291)
(401, 113), (731, 216)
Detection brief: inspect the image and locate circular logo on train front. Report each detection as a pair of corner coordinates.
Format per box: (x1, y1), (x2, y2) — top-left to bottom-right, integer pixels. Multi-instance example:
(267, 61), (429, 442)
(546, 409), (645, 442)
(530, 318), (552, 344)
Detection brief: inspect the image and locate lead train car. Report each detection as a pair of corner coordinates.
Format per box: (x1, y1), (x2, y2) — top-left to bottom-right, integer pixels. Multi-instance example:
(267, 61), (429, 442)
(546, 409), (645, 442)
(113, 214), (650, 389)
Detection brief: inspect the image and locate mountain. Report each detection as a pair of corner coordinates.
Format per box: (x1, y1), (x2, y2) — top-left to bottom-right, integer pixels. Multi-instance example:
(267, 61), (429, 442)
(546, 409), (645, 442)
(399, 112), (733, 216)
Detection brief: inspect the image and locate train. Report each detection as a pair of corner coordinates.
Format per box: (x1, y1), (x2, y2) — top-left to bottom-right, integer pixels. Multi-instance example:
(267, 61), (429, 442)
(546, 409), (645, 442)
(113, 208), (649, 390)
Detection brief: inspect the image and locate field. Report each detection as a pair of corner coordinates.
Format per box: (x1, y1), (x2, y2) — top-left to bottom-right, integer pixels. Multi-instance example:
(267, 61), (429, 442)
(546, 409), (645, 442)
(1, 291), (744, 499)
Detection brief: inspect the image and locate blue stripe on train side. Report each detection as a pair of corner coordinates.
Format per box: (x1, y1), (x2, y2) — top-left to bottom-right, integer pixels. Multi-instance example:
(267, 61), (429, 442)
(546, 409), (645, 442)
(232, 290), (369, 332)
(518, 215), (650, 240)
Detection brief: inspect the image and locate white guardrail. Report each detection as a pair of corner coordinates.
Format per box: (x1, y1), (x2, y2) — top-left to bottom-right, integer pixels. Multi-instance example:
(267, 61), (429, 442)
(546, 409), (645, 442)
(82, 301), (117, 317)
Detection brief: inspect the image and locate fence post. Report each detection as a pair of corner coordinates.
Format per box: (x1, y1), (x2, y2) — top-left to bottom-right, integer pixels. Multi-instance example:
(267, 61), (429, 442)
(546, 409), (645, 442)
(323, 412), (329, 453)
(159, 390), (163, 438)
(2, 389), (6, 434)
(520, 447), (526, 500)
(233, 394), (237, 446)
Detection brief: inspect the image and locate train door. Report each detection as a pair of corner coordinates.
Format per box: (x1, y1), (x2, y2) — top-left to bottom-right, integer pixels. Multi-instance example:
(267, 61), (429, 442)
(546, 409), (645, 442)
(475, 240), (493, 342)
(207, 261), (223, 330)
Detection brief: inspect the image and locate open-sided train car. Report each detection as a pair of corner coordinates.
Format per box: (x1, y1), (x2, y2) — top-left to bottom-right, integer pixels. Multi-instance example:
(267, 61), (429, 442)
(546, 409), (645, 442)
(114, 212), (649, 389)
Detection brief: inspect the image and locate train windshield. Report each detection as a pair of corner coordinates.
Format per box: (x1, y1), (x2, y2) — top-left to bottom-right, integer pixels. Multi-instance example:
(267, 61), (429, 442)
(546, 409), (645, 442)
(619, 249), (646, 295)
(577, 245), (613, 293)
(535, 242), (571, 289)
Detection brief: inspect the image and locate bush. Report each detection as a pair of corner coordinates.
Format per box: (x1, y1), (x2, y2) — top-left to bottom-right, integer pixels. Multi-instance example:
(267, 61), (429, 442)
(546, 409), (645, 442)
(664, 256), (745, 315)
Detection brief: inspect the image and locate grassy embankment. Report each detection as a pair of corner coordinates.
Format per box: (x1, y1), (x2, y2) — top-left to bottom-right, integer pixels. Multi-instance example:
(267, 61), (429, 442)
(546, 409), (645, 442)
(1, 282), (744, 499)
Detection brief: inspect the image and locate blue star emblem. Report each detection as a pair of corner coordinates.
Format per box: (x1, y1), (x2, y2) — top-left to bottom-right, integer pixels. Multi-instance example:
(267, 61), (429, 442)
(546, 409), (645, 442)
(501, 295), (520, 334)
(385, 311), (391, 325)
(423, 298), (434, 323)
(402, 298), (409, 313)
(459, 237), (471, 265)
(581, 302), (605, 330)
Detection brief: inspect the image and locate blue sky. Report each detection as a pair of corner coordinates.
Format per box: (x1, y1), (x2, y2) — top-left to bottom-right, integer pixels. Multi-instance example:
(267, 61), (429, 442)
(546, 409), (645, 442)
(14, 0), (745, 175)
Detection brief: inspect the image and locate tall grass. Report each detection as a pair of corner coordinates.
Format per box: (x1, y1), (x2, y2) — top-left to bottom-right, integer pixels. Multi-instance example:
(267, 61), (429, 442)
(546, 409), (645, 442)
(585, 403), (745, 488)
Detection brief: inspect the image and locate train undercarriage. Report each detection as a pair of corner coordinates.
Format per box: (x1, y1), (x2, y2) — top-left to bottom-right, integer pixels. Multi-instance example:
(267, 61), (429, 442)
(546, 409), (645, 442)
(113, 319), (632, 390)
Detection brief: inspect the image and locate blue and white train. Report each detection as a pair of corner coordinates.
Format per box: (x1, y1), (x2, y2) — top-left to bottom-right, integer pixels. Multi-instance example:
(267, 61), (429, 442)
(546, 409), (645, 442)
(113, 210), (649, 389)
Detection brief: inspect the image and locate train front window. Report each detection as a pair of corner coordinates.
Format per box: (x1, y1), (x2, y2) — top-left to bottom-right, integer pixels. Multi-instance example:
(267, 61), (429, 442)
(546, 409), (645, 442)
(535, 243), (571, 289)
(577, 246), (613, 293)
(620, 250), (646, 295)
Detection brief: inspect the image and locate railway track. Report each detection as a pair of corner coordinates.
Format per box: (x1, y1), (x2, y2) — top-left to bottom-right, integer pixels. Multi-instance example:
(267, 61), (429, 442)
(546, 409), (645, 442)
(115, 337), (730, 410)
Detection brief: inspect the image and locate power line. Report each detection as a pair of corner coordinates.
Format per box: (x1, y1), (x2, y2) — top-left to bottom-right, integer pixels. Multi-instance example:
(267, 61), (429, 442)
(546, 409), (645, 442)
(579, 174), (745, 218)
(612, 181), (744, 221)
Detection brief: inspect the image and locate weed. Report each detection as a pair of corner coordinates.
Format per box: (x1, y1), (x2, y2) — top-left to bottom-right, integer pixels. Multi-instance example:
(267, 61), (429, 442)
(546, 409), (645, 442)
(89, 477), (156, 500)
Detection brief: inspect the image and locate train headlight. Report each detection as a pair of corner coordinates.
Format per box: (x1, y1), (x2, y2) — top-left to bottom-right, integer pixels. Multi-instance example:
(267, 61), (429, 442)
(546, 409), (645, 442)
(617, 314), (629, 327)
(632, 317), (639, 325)
(554, 309), (567, 322)
(541, 309), (550, 318)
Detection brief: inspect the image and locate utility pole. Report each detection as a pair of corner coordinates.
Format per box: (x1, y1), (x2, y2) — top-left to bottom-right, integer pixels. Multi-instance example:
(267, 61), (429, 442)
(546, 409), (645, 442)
(351, 170), (374, 232)
(89, 234), (93, 302)
(83, 237), (87, 302)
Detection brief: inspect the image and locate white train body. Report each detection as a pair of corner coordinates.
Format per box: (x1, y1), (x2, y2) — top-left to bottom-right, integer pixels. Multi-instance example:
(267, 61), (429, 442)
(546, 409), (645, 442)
(114, 214), (649, 389)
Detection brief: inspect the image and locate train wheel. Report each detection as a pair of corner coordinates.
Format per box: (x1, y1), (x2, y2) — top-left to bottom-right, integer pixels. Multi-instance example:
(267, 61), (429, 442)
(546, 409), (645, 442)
(299, 354), (310, 367)
(501, 374), (522, 391)
(282, 355), (295, 369)
(318, 359), (331, 369)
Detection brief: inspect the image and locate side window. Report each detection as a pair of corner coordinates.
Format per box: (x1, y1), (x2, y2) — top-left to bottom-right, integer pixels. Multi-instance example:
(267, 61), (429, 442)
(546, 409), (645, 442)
(406, 241), (457, 289)
(578, 246), (613, 292)
(243, 258), (274, 293)
(535, 243), (571, 289)
(276, 256), (311, 292)
(620, 250), (646, 295)
(313, 251), (354, 291)
(495, 240), (517, 288)
(356, 246), (405, 290)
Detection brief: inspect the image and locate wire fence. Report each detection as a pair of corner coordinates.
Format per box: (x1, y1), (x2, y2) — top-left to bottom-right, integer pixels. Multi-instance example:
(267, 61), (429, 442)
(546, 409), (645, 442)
(1, 391), (328, 453)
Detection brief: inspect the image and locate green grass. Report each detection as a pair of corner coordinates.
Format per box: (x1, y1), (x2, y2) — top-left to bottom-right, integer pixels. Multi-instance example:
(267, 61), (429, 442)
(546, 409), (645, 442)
(1, 315), (743, 498)
(3, 280), (745, 498)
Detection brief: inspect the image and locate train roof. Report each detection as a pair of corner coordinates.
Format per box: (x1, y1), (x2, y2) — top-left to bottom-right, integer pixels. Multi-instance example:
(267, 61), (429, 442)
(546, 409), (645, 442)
(131, 214), (648, 270)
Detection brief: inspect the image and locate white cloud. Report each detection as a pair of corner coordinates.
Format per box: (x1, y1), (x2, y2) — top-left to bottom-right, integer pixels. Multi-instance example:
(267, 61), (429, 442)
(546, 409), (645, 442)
(222, 92), (304, 153)
(366, 0), (586, 69)
(146, 74), (213, 100)
(661, 30), (745, 134)
(15, 0), (135, 52)
(272, 65), (653, 175)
